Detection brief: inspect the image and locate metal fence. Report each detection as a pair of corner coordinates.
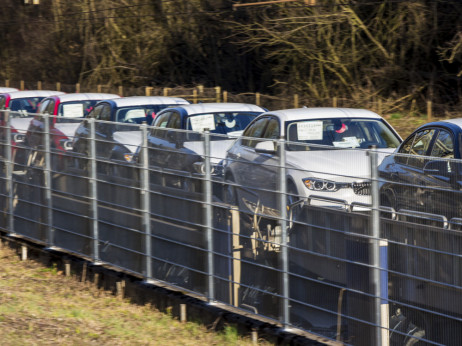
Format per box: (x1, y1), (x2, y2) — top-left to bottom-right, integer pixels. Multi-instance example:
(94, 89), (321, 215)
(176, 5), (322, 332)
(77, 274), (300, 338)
(1, 110), (462, 346)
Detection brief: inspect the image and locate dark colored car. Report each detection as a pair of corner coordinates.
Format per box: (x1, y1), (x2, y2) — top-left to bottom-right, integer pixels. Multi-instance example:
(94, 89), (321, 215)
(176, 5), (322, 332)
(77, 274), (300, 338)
(72, 96), (189, 165)
(378, 119), (462, 221)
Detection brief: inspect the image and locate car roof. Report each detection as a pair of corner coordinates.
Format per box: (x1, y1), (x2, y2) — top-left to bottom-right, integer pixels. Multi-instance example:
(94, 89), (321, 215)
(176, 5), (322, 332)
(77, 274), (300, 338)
(110, 96), (189, 107)
(52, 93), (120, 102)
(442, 118), (462, 128)
(2, 90), (65, 99)
(261, 107), (383, 123)
(0, 87), (18, 93)
(172, 103), (266, 116)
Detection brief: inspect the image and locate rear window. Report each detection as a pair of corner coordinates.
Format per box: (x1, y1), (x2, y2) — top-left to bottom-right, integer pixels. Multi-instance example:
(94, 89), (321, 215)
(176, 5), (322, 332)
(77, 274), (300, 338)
(9, 97), (44, 113)
(58, 100), (100, 118)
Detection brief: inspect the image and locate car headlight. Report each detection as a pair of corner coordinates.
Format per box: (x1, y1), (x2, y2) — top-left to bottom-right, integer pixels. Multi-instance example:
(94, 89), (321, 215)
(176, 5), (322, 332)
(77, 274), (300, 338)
(124, 153), (135, 162)
(302, 178), (348, 192)
(192, 161), (218, 175)
(59, 139), (74, 151)
(13, 133), (26, 143)
(303, 177), (371, 195)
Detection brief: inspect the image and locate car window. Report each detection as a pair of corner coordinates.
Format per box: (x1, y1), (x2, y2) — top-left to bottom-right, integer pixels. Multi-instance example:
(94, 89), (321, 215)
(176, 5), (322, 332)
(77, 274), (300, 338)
(167, 112), (181, 129)
(398, 134), (416, 155)
(9, 97), (43, 113)
(285, 118), (400, 150)
(116, 105), (167, 124)
(430, 130), (454, 159)
(58, 100), (99, 118)
(407, 129), (436, 168)
(263, 118), (280, 139)
(45, 100), (55, 115)
(98, 104), (111, 121)
(396, 133), (417, 164)
(88, 104), (104, 119)
(241, 117), (269, 148)
(38, 99), (50, 114)
(0, 96), (6, 109)
(151, 111), (172, 138)
(409, 129), (435, 155)
(185, 112), (259, 135)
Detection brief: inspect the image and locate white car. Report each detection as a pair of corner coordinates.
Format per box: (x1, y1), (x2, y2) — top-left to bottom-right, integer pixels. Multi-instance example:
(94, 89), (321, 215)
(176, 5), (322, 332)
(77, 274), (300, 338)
(223, 107), (403, 217)
(141, 102), (266, 191)
(27, 92), (121, 152)
(0, 90), (66, 139)
(0, 87), (18, 93)
(72, 96), (191, 166)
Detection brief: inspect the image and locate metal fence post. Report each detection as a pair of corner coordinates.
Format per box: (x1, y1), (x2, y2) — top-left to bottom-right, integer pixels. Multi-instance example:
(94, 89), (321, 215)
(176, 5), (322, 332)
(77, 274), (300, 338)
(370, 146), (384, 346)
(89, 118), (100, 264)
(203, 130), (214, 302)
(43, 114), (54, 247)
(279, 138), (289, 328)
(140, 123), (152, 281)
(5, 110), (15, 235)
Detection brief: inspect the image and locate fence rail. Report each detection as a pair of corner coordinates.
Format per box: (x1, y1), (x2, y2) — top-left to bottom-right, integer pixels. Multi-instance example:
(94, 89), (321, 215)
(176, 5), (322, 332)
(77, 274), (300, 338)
(1, 110), (462, 345)
(2, 80), (452, 122)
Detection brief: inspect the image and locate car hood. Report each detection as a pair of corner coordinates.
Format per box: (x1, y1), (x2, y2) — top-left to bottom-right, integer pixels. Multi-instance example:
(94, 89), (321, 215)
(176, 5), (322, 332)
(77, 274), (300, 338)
(11, 117), (34, 133)
(286, 148), (394, 180)
(183, 139), (236, 164)
(113, 131), (142, 153)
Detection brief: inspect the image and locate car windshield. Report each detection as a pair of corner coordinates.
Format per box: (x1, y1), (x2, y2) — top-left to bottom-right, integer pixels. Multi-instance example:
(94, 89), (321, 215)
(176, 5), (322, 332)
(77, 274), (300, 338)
(186, 112), (260, 135)
(116, 105), (174, 124)
(58, 100), (100, 118)
(285, 117), (401, 150)
(9, 97), (44, 113)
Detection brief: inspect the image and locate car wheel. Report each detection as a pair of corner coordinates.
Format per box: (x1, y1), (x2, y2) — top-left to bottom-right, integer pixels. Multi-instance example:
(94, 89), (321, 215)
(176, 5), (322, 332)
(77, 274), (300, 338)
(389, 308), (426, 346)
(380, 191), (396, 219)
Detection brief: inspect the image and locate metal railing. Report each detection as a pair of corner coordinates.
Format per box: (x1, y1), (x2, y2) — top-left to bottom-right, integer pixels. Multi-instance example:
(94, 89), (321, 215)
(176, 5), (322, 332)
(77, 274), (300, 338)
(1, 110), (462, 346)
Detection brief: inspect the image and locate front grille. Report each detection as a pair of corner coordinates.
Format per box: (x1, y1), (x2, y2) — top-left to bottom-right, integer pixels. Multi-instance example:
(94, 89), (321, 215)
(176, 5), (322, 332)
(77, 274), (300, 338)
(352, 181), (371, 195)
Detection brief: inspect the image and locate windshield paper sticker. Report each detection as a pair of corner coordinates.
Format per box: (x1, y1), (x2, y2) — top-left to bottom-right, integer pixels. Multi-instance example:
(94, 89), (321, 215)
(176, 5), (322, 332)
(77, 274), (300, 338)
(62, 104), (84, 118)
(190, 114), (216, 132)
(125, 109), (145, 120)
(297, 121), (323, 140)
(333, 136), (361, 148)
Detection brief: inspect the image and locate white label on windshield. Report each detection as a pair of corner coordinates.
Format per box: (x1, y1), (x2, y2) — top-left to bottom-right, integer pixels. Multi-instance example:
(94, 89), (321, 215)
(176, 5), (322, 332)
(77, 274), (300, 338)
(297, 121), (323, 140)
(125, 109), (145, 119)
(62, 104), (84, 118)
(333, 136), (360, 148)
(189, 114), (216, 132)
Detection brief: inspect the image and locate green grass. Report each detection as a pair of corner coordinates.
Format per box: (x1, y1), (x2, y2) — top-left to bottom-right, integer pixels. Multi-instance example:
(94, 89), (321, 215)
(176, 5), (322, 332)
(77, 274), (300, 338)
(0, 245), (267, 345)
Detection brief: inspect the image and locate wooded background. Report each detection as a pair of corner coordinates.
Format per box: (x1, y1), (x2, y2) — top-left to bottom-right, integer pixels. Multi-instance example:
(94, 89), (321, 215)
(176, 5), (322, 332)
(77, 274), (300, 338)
(1, 0), (461, 116)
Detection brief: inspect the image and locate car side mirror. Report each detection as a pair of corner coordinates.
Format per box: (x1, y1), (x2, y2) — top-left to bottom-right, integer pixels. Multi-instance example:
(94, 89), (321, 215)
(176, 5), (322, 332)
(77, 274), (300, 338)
(423, 160), (450, 175)
(255, 140), (277, 154)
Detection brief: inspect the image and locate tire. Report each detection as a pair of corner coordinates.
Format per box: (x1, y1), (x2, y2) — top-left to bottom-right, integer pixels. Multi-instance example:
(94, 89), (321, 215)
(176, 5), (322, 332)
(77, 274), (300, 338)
(390, 308), (426, 346)
(380, 190), (396, 219)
